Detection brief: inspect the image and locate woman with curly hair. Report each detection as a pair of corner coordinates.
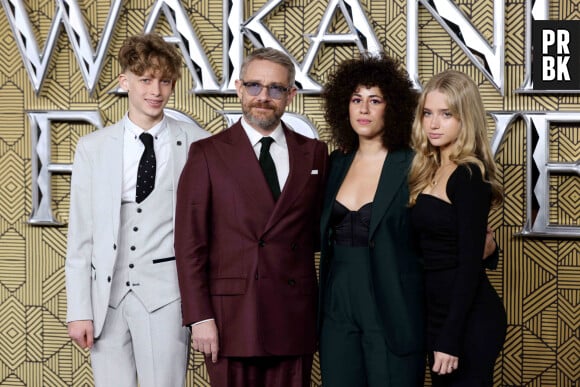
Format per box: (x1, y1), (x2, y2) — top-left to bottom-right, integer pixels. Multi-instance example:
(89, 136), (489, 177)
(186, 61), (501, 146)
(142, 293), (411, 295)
(319, 53), (425, 386)
(408, 70), (506, 386)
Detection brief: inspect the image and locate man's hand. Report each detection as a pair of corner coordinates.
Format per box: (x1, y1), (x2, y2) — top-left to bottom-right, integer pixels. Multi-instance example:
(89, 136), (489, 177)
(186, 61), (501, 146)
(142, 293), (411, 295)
(483, 227), (496, 259)
(191, 319), (219, 363)
(68, 320), (94, 349)
(432, 350), (459, 375)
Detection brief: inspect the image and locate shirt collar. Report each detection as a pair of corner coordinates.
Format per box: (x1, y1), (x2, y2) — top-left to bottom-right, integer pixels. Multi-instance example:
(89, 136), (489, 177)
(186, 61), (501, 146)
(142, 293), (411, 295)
(240, 117), (285, 147)
(124, 114), (167, 140)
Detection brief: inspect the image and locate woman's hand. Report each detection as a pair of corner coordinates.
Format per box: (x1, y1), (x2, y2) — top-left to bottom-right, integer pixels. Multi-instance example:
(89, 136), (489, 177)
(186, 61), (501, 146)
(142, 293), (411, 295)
(432, 351), (459, 375)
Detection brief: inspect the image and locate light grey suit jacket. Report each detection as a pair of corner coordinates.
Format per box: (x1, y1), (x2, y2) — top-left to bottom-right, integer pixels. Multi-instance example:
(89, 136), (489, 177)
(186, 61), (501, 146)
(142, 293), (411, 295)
(65, 117), (210, 337)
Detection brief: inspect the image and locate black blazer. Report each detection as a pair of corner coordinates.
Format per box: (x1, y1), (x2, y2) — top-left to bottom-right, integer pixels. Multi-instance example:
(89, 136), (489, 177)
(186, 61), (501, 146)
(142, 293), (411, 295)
(319, 148), (424, 356)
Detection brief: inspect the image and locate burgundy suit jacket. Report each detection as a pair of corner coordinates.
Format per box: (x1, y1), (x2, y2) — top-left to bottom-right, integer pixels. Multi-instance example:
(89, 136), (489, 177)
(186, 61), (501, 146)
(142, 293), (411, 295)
(175, 121), (328, 357)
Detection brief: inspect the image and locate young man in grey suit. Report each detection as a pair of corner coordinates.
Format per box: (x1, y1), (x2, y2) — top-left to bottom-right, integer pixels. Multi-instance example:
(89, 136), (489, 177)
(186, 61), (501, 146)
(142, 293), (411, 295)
(65, 33), (210, 387)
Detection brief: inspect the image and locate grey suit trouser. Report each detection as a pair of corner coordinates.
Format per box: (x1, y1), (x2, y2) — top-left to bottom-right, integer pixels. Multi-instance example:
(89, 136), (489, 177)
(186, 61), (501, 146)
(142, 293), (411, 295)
(90, 292), (190, 387)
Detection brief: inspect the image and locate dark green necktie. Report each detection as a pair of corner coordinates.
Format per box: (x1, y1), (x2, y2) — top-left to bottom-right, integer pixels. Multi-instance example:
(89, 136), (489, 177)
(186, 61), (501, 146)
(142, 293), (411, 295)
(259, 137), (281, 201)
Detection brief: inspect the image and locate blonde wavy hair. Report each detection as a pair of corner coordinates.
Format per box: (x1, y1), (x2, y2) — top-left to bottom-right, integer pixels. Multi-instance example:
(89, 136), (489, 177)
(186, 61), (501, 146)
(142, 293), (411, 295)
(408, 70), (502, 207)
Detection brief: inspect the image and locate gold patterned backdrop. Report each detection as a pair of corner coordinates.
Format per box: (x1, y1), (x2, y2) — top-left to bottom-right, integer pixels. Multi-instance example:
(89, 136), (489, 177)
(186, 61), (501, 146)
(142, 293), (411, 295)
(0, 0), (579, 386)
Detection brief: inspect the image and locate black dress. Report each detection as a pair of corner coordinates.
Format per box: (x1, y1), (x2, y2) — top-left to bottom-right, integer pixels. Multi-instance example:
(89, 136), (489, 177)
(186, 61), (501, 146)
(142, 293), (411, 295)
(411, 164), (506, 387)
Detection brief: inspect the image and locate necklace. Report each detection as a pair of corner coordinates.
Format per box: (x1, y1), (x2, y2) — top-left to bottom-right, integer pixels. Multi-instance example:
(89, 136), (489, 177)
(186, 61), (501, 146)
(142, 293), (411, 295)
(431, 163), (454, 187)
(431, 173), (442, 187)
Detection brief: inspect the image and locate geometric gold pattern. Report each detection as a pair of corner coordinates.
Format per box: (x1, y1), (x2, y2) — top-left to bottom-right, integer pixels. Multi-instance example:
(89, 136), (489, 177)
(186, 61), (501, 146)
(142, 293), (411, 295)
(0, 1), (579, 386)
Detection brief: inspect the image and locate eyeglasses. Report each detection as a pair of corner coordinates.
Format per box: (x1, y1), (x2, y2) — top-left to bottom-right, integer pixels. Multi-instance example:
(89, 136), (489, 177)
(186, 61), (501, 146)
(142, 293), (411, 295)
(241, 81), (291, 100)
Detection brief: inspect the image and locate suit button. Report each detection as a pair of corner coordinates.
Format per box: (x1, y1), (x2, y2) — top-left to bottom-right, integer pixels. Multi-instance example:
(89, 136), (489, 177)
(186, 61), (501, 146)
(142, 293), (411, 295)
(133, 227), (138, 232)
(107, 276), (111, 282)
(177, 141), (182, 146)
(258, 239), (265, 247)
(113, 244), (117, 250)
(369, 240), (375, 248)
(137, 208), (142, 213)
(129, 264), (134, 269)
(130, 246), (136, 251)
(291, 243), (297, 251)
(125, 281), (130, 286)
(288, 279), (296, 286)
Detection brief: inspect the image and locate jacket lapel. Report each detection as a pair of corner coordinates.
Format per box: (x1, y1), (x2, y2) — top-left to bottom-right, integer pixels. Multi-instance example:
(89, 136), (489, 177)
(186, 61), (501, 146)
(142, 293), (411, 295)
(263, 125), (313, 232)
(104, 122), (124, 240)
(219, 123), (276, 227)
(369, 149), (411, 237)
(319, 151), (354, 239)
(168, 121), (188, 224)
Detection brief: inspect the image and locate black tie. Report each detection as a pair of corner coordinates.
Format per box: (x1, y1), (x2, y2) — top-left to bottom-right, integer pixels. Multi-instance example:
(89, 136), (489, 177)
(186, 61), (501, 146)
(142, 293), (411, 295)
(136, 132), (156, 203)
(259, 137), (281, 201)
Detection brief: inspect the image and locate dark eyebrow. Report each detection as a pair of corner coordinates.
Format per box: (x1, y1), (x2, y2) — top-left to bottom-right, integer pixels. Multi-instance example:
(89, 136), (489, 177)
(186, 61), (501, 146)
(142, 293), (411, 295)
(352, 93), (384, 99)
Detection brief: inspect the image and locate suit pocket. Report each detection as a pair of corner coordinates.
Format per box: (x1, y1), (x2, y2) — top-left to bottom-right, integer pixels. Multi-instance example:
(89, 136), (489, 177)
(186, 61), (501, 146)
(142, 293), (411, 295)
(209, 277), (247, 295)
(152, 256), (176, 264)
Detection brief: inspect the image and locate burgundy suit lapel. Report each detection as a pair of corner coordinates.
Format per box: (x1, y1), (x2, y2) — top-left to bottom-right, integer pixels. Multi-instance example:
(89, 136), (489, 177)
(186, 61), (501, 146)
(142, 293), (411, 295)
(218, 123), (276, 223)
(264, 125), (312, 232)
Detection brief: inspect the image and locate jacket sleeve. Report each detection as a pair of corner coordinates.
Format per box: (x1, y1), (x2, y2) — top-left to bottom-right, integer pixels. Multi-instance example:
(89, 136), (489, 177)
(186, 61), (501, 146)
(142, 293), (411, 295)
(65, 138), (95, 323)
(435, 164), (491, 355)
(175, 141), (215, 325)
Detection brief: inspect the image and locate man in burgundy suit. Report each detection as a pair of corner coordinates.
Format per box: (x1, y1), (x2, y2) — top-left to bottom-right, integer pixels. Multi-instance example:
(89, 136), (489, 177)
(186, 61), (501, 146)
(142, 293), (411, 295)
(174, 47), (328, 386)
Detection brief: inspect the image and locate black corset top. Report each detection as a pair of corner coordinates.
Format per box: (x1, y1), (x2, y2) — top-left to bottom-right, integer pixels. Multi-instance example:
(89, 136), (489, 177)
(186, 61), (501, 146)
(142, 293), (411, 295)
(331, 201), (372, 247)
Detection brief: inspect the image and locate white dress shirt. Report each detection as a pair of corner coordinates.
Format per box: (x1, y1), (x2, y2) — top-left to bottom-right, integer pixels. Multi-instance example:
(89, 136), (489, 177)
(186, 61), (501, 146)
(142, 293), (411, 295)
(121, 115), (171, 203)
(240, 117), (290, 190)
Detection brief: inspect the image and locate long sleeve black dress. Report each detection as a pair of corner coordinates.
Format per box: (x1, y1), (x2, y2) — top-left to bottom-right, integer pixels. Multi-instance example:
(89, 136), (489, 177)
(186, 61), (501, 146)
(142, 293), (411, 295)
(411, 164), (506, 387)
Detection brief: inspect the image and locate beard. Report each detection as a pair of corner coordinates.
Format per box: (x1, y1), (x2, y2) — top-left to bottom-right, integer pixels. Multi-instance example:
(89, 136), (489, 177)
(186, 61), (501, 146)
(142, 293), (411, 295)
(242, 100), (284, 132)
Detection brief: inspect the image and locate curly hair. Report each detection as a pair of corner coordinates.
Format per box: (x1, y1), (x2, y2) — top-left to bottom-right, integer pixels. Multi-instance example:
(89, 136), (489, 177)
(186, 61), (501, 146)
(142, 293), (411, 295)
(322, 52), (418, 153)
(118, 33), (182, 80)
(408, 70), (503, 207)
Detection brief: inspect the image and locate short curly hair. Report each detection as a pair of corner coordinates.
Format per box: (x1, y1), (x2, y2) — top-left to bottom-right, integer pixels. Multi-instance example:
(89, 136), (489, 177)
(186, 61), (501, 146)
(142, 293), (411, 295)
(118, 33), (182, 80)
(323, 52), (418, 153)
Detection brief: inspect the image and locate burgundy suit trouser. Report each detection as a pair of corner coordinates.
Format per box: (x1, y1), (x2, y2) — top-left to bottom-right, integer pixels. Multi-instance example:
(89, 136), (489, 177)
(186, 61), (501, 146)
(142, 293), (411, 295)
(205, 354), (313, 387)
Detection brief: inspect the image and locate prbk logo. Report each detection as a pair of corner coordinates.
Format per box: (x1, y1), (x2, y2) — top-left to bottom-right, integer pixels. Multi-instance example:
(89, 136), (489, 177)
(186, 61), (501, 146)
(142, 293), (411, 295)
(533, 21), (580, 90)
